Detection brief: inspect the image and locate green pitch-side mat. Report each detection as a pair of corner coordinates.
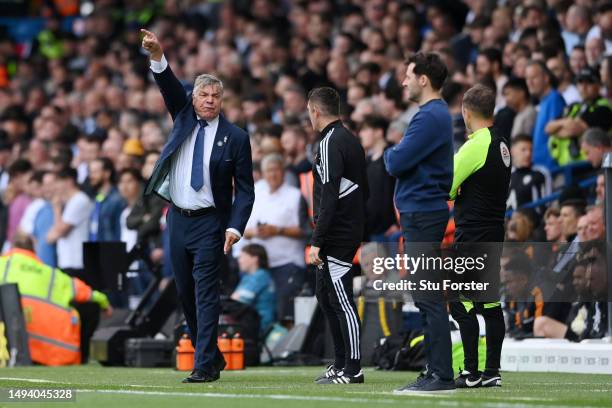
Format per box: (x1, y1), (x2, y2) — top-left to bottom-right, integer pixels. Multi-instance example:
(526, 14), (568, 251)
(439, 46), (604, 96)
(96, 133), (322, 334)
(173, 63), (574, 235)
(0, 364), (610, 408)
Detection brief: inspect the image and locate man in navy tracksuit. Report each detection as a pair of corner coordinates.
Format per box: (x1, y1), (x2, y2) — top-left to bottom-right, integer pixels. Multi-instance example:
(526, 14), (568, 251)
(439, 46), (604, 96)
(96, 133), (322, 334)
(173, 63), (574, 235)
(384, 52), (455, 393)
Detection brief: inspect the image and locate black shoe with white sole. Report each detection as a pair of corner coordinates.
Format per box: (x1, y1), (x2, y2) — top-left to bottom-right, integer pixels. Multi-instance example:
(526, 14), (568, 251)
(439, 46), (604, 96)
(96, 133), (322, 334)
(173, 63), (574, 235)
(314, 364), (341, 382)
(481, 372), (502, 387)
(316, 370), (364, 384)
(455, 370), (482, 388)
(398, 371), (430, 390)
(394, 373), (456, 393)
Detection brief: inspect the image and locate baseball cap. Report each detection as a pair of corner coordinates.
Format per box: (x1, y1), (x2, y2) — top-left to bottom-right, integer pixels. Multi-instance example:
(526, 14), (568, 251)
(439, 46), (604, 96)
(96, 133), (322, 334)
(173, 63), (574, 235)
(576, 66), (600, 83)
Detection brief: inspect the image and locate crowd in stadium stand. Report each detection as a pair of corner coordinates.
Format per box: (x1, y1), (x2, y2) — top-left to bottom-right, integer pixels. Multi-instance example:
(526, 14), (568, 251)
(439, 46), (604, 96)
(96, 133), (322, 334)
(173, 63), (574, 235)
(0, 0), (610, 342)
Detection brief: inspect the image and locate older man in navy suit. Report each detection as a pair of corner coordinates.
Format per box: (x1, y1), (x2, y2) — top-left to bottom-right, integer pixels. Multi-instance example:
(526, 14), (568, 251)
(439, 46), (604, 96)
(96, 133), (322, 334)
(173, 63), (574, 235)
(141, 29), (254, 383)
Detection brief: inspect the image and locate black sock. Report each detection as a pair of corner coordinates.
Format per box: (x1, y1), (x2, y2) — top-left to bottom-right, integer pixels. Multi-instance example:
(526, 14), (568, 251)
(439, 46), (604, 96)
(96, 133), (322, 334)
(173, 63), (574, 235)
(482, 305), (505, 374)
(343, 359), (361, 376)
(450, 302), (480, 373)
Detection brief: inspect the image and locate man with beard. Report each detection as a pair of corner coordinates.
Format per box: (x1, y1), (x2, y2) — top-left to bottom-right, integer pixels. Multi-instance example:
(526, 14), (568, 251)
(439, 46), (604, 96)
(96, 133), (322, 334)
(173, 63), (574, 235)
(384, 52), (455, 393)
(88, 157), (126, 242)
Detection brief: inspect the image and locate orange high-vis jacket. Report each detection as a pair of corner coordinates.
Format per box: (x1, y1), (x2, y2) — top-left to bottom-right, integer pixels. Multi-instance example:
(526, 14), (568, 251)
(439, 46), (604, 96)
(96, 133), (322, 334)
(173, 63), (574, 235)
(0, 249), (109, 366)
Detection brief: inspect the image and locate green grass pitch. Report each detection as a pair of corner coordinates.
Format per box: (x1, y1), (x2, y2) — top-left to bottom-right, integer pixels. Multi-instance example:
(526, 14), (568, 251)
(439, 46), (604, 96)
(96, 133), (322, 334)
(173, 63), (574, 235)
(0, 364), (610, 408)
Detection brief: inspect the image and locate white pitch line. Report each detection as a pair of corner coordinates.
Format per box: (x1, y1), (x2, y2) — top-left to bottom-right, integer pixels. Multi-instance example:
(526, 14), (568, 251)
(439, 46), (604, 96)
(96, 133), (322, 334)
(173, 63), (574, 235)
(0, 377), (59, 384)
(77, 389), (399, 404)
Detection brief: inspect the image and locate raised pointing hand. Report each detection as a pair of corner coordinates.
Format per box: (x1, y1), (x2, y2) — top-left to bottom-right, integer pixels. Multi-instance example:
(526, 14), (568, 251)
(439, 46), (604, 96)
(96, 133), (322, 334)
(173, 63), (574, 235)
(140, 29), (163, 61)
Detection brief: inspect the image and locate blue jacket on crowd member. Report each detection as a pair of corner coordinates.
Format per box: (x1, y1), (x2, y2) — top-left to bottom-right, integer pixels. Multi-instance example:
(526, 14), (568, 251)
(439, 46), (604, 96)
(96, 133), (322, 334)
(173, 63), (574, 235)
(233, 268), (276, 332)
(32, 202), (56, 267)
(532, 89), (566, 170)
(143, 63), (254, 235)
(89, 187), (126, 241)
(383, 99), (454, 213)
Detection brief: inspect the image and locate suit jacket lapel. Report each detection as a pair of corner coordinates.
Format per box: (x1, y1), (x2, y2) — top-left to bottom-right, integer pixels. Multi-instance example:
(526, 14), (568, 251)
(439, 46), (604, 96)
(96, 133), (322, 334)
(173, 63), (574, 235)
(160, 105), (197, 162)
(209, 114), (230, 180)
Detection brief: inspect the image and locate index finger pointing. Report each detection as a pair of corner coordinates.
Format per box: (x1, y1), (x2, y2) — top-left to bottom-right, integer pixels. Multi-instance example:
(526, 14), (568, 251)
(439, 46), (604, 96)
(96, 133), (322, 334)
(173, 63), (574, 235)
(140, 29), (154, 37)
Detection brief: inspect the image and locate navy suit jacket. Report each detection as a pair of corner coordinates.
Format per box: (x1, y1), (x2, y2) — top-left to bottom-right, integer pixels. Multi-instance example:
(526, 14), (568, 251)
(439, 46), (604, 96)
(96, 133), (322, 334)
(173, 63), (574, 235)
(143, 63), (255, 235)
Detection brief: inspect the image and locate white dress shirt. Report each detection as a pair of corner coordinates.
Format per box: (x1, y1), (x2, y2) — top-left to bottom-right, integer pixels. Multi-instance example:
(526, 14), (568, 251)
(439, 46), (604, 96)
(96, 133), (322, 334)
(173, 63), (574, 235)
(150, 55), (241, 238)
(236, 180), (305, 268)
(168, 115), (218, 210)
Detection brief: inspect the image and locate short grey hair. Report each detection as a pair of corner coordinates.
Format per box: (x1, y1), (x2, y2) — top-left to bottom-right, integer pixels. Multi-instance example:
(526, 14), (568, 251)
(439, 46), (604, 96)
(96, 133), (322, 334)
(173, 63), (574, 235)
(193, 74), (224, 95)
(261, 153), (284, 171)
(582, 128), (611, 148)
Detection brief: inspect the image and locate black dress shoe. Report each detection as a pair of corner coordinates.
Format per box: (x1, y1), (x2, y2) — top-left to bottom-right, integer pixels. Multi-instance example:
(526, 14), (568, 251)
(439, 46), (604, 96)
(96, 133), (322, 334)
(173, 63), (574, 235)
(182, 369), (220, 383)
(213, 353), (227, 372)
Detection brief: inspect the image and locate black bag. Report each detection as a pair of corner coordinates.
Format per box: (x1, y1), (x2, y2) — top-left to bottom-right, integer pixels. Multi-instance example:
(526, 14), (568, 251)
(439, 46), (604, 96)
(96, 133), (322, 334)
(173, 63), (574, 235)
(371, 330), (425, 371)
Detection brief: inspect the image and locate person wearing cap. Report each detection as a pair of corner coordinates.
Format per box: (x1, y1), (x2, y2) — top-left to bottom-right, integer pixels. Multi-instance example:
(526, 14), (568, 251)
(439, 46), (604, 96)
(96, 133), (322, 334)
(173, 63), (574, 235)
(545, 66), (612, 165)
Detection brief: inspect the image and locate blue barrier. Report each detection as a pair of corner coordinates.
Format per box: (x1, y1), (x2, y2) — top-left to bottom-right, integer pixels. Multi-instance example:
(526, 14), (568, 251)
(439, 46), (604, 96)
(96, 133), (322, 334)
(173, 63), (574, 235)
(505, 175), (597, 218)
(550, 160), (593, 187)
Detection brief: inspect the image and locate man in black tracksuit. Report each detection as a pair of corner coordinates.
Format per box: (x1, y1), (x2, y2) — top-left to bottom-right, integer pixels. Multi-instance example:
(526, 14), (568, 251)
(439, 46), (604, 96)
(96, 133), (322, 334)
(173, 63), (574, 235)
(449, 84), (511, 388)
(306, 87), (368, 385)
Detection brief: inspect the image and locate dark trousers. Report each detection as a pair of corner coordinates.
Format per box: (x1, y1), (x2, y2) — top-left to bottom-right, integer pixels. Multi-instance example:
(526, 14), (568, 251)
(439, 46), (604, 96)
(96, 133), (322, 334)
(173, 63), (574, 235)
(400, 210), (453, 381)
(167, 207), (224, 371)
(450, 225), (505, 374)
(315, 245), (361, 375)
(269, 263), (305, 321)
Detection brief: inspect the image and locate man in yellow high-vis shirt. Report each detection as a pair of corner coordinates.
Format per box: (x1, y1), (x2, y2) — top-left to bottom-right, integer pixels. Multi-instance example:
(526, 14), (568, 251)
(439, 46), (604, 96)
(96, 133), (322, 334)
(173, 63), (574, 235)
(448, 84), (511, 388)
(0, 233), (111, 365)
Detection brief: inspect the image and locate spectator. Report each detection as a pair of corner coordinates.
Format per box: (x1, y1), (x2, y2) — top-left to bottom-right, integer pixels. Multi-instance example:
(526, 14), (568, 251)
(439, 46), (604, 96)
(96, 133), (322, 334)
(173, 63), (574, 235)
(580, 127), (612, 169)
(358, 115), (397, 241)
(569, 45), (588, 76)
(0, 133), (11, 195)
(475, 47), (508, 111)
(506, 209), (536, 242)
(562, 5), (591, 59)
(441, 81), (467, 150)
(585, 37), (605, 68)
(17, 171), (46, 239)
(595, 172), (605, 205)
(600, 55), (612, 98)
(4, 159), (33, 248)
(46, 167), (93, 275)
(74, 135), (102, 186)
(546, 53), (581, 105)
(31, 171), (57, 267)
(576, 214), (590, 242)
(525, 60), (566, 170)
(88, 157), (126, 242)
(231, 243), (276, 333)
(242, 154), (308, 321)
(559, 200), (586, 242)
(502, 78), (537, 139)
(585, 205), (605, 241)
(117, 168), (147, 305)
(280, 126), (311, 184)
(546, 67), (612, 165)
(503, 253), (544, 338)
(507, 135), (550, 215)
(562, 249), (608, 341)
(544, 207), (563, 243)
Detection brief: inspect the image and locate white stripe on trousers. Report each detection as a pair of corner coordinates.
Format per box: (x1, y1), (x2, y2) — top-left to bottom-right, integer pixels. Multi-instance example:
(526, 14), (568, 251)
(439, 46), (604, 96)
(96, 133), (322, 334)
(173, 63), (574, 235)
(327, 255), (352, 267)
(326, 259), (356, 357)
(332, 279), (360, 360)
